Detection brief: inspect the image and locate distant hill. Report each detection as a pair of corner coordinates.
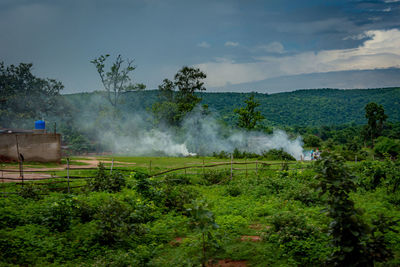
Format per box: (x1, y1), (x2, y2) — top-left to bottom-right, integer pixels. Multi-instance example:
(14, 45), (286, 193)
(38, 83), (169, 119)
(64, 87), (400, 127)
(208, 68), (400, 94)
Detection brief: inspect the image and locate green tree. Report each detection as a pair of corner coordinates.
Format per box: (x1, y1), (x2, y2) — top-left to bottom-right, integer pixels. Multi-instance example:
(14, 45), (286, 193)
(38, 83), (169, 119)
(187, 200), (219, 267)
(152, 66), (206, 126)
(374, 136), (400, 158)
(234, 94), (264, 130)
(364, 102), (387, 146)
(315, 152), (394, 266)
(303, 134), (322, 148)
(0, 62), (64, 127)
(91, 54), (145, 111)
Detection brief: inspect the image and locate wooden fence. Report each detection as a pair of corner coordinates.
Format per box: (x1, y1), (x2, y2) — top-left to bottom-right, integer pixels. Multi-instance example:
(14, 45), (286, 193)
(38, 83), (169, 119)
(0, 159), (303, 196)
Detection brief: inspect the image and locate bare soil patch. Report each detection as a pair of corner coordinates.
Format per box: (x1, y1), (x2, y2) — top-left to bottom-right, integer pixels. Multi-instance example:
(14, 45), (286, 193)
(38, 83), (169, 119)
(240, 235), (261, 242)
(0, 157), (136, 182)
(208, 259), (248, 267)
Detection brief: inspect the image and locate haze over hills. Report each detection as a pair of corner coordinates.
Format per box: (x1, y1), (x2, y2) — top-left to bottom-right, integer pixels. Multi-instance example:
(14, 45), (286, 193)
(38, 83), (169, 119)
(208, 68), (400, 94)
(64, 87), (400, 127)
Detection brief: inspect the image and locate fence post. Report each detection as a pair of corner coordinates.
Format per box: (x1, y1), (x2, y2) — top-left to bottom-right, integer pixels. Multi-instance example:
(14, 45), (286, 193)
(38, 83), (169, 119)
(245, 158), (248, 178)
(230, 154), (233, 179)
(355, 155), (357, 163)
(256, 160), (258, 175)
(2, 167), (4, 197)
(15, 135), (24, 187)
(67, 158), (70, 194)
(110, 158), (114, 174)
(202, 159), (205, 178)
(149, 160), (152, 175)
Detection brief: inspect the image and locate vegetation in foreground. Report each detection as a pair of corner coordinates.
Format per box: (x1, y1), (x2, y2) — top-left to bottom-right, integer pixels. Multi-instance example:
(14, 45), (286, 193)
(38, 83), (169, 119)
(1, 154), (399, 266)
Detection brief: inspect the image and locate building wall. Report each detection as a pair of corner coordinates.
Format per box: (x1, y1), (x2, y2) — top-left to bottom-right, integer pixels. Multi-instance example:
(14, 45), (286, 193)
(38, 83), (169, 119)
(0, 133), (61, 162)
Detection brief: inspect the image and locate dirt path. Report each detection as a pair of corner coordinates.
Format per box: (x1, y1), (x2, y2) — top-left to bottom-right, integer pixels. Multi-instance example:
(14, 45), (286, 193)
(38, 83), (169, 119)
(0, 157), (136, 182)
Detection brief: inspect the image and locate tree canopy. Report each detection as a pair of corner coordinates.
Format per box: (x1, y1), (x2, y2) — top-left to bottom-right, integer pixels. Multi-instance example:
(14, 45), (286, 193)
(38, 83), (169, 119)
(0, 62), (64, 128)
(91, 54), (145, 111)
(234, 94), (264, 130)
(152, 66), (206, 126)
(364, 102), (388, 146)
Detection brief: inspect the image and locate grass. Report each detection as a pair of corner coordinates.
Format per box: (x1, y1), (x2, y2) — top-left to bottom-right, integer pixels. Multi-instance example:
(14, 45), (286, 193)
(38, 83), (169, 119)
(1, 155), (400, 266)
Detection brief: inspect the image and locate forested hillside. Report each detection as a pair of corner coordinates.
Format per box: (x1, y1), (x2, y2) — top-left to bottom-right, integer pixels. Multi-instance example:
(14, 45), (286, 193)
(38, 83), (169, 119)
(65, 87), (400, 126)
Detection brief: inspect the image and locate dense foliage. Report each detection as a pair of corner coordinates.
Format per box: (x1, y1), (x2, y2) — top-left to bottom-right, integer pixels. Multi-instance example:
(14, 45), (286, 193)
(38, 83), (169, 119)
(1, 156), (400, 266)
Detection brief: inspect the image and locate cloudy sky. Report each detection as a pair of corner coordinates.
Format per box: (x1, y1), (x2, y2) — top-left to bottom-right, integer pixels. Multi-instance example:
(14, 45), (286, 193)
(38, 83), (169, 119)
(1, 0), (400, 93)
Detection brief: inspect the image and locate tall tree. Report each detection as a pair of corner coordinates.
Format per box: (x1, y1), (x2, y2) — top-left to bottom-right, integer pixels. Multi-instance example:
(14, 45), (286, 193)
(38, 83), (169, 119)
(91, 54), (145, 111)
(0, 62), (64, 127)
(316, 152), (394, 266)
(152, 66), (206, 126)
(234, 94), (264, 130)
(364, 102), (387, 146)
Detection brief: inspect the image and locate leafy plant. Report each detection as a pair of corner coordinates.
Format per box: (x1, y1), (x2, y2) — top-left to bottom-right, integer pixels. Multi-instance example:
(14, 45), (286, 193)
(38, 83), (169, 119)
(87, 163), (126, 192)
(94, 196), (148, 246)
(18, 183), (43, 200)
(41, 195), (74, 232)
(187, 200), (219, 267)
(262, 211), (329, 265)
(203, 169), (230, 185)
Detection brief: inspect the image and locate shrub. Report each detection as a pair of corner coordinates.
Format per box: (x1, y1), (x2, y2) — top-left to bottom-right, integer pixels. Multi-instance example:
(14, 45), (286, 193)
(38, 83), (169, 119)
(18, 183), (43, 200)
(303, 134), (322, 148)
(162, 185), (197, 212)
(225, 184), (242, 197)
(262, 211), (329, 265)
(88, 163), (126, 193)
(41, 195), (74, 232)
(262, 149), (296, 161)
(212, 151), (230, 159)
(94, 197), (148, 246)
(203, 169), (230, 185)
(374, 136), (400, 158)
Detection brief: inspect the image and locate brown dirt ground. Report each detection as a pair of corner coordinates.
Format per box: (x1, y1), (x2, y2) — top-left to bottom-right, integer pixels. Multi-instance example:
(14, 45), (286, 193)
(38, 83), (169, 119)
(208, 259), (248, 267)
(0, 157), (136, 182)
(240, 235), (262, 242)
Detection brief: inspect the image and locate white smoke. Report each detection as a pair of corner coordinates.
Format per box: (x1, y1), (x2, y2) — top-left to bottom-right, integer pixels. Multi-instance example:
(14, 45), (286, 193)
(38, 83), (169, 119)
(182, 111), (304, 159)
(74, 100), (303, 159)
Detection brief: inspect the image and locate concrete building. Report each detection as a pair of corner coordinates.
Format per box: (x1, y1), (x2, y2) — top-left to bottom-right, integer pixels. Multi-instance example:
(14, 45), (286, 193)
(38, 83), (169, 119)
(0, 128), (61, 163)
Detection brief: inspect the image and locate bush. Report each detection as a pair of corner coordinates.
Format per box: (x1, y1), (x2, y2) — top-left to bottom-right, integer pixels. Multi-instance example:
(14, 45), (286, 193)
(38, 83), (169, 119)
(262, 149), (296, 161)
(94, 196), (149, 246)
(225, 184), (242, 197)
(18, 183), (43, 200)
(203, 169), (230, 185)
(374, 136), (400, 158)
(212, 151), (230, 159)
(88, 163), (126, 193)
(41, 195), (74, 232)
(162, 185), (197, 212)
(262, 211), (329, 265)
(303, 134), (322, 148)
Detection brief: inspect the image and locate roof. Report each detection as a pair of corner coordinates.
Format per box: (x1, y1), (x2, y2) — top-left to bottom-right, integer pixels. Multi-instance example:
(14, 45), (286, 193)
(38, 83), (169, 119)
(0, 128), (34, 134)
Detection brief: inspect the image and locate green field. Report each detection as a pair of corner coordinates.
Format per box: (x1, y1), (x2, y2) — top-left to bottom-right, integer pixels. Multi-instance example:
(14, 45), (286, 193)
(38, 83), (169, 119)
(1, 155), (399, 266)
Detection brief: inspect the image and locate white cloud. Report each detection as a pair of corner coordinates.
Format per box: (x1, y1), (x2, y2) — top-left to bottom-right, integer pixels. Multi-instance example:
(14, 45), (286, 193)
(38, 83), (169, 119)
(343, 33), (368, 40)
(225, 41), (239, 47)
(196, 29), (400, 87)
(384, 0), (400, 3)
(197, 41), (211, 48)
(257, 41), (285, 54)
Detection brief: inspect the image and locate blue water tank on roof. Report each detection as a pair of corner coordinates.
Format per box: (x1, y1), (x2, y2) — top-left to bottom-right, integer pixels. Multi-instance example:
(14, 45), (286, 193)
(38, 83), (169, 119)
(35, 120), (45, 130)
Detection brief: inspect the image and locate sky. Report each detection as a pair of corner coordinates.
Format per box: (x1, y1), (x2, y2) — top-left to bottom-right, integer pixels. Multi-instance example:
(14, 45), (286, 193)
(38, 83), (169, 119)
(1, 0), (400, 93)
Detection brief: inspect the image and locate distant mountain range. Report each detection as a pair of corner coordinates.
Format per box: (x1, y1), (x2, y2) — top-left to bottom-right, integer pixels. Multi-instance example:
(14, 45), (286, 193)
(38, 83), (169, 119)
(209, 68), (400, 94)
(65, 87), (400, 127)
